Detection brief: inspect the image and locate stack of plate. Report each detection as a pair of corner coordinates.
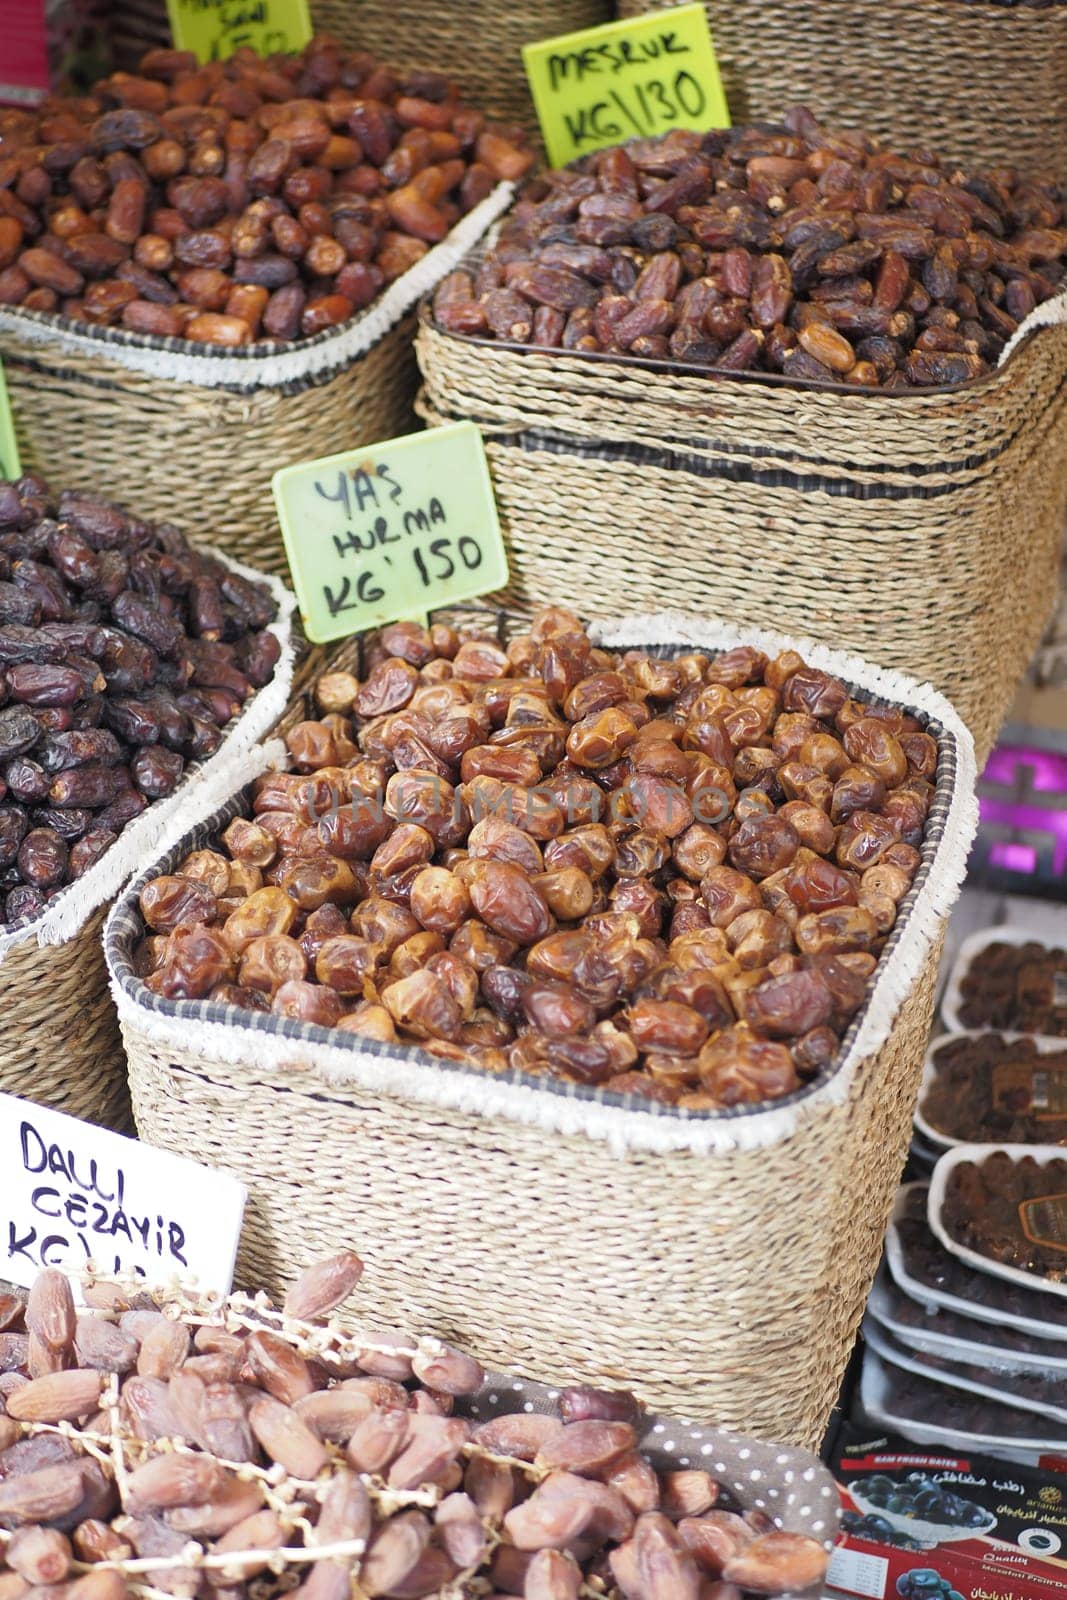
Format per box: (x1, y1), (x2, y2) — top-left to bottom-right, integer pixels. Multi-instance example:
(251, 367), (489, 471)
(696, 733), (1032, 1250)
(859, 1177), (1067, 1464)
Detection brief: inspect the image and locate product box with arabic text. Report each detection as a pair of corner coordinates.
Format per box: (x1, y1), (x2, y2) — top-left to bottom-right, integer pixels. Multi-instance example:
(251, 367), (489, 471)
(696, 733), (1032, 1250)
(826, 1424), (1067, 1600)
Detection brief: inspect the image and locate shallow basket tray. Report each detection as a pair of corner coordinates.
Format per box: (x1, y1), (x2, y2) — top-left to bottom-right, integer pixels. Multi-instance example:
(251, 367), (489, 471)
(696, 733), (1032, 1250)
(617, 0), (1067, 178)
(0, 554), (295, 1132)
(104, 610), (977, 1449)
(416, 285), (1067, 768)
(0, 186), (513, 579)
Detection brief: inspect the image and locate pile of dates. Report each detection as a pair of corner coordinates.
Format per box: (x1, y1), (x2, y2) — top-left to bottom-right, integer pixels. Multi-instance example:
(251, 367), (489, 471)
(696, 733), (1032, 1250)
(920, 1032), (1067, 1144)
(956, 938), (1067, 1034)
(941, 1151), (1067, 1282)
(135, 606), (935, 1107)
(0, 1252), (831, 1600)
(0, 474), (279, 925)
(432, 108), (1067, 388)
(0, 36), (532, 345)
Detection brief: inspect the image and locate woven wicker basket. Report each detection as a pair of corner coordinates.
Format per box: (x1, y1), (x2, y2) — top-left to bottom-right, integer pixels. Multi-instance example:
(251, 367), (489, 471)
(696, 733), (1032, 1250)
(617, 0), (1067, 178)
(0, 185), (512, 580)
(415, 292), (1067, 767)
(0, 556), (295, 1134)
(104, 611), (977, 1448)
(106, 0), (611, 125)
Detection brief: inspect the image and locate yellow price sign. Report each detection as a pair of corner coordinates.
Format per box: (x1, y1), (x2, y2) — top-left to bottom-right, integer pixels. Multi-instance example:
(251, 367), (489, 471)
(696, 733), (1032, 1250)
(166, 0), (312, 63)
(272, 423), (509, 645)
(0, 361), (21, 481)
(522, 2), (729, 171)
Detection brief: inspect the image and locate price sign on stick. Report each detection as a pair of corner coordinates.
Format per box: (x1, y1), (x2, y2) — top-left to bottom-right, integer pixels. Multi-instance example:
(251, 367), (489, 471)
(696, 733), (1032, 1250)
(167, 0), (312, 63)
(0, 360), (21, 480)
(272, 422), (510, 645)
(0, 1091), (246, 1294)
(522, 2), (729, 171)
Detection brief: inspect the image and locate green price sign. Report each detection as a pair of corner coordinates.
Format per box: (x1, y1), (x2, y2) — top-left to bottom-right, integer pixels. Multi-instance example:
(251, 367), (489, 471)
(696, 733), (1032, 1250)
(166, 0), (312, 63)
(522, 2), (729, 171)
(272, 423), (510, 645)
(0, 361), (21, 482)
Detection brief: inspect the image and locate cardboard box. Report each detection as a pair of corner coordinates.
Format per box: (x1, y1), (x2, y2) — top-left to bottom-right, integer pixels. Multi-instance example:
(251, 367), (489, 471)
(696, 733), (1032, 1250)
(826, 1425), (1067, 1600)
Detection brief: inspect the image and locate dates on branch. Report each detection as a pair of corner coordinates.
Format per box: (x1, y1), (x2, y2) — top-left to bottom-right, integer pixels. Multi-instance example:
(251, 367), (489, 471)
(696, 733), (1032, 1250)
(0, 1254), (831, 1600)
(137, 607), (933, 1108)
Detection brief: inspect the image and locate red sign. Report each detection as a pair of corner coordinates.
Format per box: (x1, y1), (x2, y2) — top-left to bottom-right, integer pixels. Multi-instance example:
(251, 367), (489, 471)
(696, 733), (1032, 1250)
(0, 0), (49, 105)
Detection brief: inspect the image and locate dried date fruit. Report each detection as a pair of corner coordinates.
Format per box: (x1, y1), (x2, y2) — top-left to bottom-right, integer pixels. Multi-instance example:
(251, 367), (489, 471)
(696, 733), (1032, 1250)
(0, 475), (277, 923)
(437, 117), (1065, 386)
(7, 43), (532, 347)
(137, 609), (931, 1105)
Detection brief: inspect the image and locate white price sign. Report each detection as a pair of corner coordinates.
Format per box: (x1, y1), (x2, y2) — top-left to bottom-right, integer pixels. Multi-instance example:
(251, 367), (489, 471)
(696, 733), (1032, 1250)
(0, 1092), (246, 1294)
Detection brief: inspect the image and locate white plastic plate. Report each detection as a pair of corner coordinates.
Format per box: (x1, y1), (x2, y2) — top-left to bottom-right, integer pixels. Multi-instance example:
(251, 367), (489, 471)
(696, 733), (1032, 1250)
(862, 1314), (1067, 1427)
(940, 926), (1067, 1039)
(915, 1029), (1067, 1151)
(928, 1143), (1067, 1302)
(859, 1351), (1063, 1465)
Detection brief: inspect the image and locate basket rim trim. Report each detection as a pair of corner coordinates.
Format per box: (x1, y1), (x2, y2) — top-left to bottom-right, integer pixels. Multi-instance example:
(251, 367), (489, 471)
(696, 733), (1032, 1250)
(105, 609), (977, 1156)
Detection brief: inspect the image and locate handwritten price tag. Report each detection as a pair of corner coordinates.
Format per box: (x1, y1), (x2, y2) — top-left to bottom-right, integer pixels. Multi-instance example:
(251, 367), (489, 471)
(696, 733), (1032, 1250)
(272, 422), (509, 645)
(522, 2), (729, 171)
(0, 360), (20, 481)
(166, 0), (312, 63)
(0, 1091), (246, 1293)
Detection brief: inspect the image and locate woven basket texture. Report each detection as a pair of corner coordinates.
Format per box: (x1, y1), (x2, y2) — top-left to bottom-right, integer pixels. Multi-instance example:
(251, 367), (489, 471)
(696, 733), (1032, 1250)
(415, 315), (1067, 767)
(1, 906), (130, 1132)
(121, 947), (938, 1447)
(109, 626), (964, 1449)
(617, 0), (1067, 178)
(1, 314), (417, 580)
(296, 0), (610, 125)
(107, 0), (611, 125)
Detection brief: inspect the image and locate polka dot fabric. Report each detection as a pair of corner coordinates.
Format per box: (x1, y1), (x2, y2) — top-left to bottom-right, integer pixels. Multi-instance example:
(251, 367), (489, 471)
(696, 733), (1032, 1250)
(461, 1369), (841, 1559)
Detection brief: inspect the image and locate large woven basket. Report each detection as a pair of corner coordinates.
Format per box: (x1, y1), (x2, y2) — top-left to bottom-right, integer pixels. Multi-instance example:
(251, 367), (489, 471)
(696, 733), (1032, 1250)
(105, 0), (611, 125)
(0, 556), (295, 1133)
(416, 293), (1067, 767)
(104, 611), (978, 1449)
(0, 186), (512, 579)
(618, 0), (1067, 178)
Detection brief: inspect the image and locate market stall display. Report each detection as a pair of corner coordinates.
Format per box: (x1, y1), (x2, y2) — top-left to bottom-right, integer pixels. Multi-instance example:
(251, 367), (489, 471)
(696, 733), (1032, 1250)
(103, 605), (976, 1445)
(431, 117), (1066, 388)
(106, 0), (612, 126)
(0, 36), (533, 569)
(132, 608), (940, 1099)
(417, 115), (1067, 762)
(0, 471), (294, 1129)
(0, 1253), (838, 1600)
(615, 0), (1067, 180)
